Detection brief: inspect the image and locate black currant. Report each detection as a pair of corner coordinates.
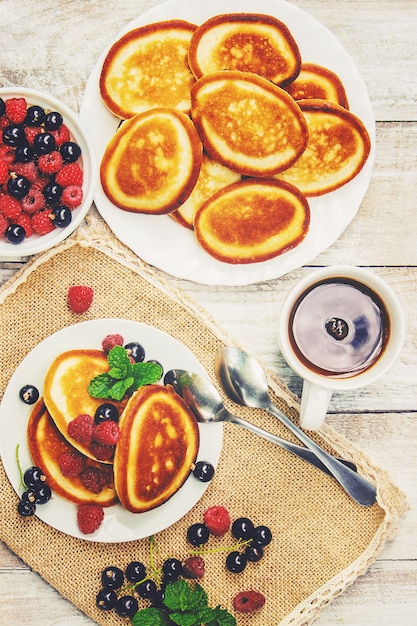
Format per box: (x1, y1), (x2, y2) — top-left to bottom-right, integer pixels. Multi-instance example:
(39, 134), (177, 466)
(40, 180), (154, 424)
(25, 105), (45, 126)
(60, 141), (81, 163)
(96, 587), (117, 611)
(33, 131), (56, 155)
(226, 551), (247, 573)
(162, 558), (183, 582)
(5, 224), (26, 244)
(23, 466), (46, 487)
(94, 403), (119, 425)
(252, 525), (272, 547)
(3, 124), (27, 147)
(44, 111), (63, 131)
(0, 98), (5, 117)
(125, 560), (146, 583)
(192, 461), (215, 482)
(124, 342), (145, 363)
(115, 595), (138, 618)
(17, 498), (36, 517)
(51, 205), (72, 228)
(101, 566), (124, 589)
(135, 578), (157, 599)
(14, 144), (34, 162)
(33, 482), (52, 504)
(186, 523), (210, 546)
(7, 175), (30, 199)
(19, 385), (40, 405)
(43, 181), (63, 205)
(245, 543), (264, 562)
(231, 517), (254, 541)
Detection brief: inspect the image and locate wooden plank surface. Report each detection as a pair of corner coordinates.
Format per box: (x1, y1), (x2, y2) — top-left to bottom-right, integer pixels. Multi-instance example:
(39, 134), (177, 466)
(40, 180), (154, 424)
(1, 1), (416, 624)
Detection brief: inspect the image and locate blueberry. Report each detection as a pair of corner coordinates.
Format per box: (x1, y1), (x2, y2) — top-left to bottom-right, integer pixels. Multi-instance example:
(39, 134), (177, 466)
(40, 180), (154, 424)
(96, 588), (117, 611)
(51, 205), (72, 228)
(60, 141), (81, 163)
(19, 385), (39, 404)
(226, 551), (247, 573)
(245, 543), (264, 562)
(94, 403), (120, 425)
(124, 341), (145, 363)
(33, 483), (52, 504)
(135, 579), (157, 599)
(7, 175), (30, 199)
(101, 566), (124, 589)
(115, 595), (138, 618)
(231, 517), (254, 541)
(3, 124), (27, 147)
(5, 224), (26, 244)
(162, 558), (183, 582)
(125, 560), (146, 583)
(186, 523), (210, 546)
(25, 105), (45, 126)
(17, 498), (36, 517)
(33, 131), (56, 155)
(43, 181), (63, 205)
(14, 144), (34, 163)
(192, 461), (215, 482)
(44, 111), (63, 131)
(252, 525), (272, 546)
(23, 466), (45, 486)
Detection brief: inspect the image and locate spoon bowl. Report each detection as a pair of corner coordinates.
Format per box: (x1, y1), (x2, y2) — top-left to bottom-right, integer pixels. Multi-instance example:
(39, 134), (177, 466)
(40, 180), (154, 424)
(164, 369), (357, 477)
(214, 347), (377, 506)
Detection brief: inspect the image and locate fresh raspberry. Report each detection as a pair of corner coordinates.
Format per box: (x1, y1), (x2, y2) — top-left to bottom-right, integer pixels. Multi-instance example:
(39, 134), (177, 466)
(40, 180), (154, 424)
(0, 143), (15, 163)
(93, 420), (121, 446)
(0, 160), (8, 184)
(31, 175), (49, 192)
(59, 451), (86, 478)
(67, 285), (94, 313)
(5, 97), (27, 124)
(16, 213), (33, 237)
(24, 126), (42, 145)
(0, 194), (21, 220)
(51, 124), (71, 146)
(0, 116), (10, 130)
(12, 161), (38, 183)
(102, 334), (124, 353)
(182, 556), (205, 579)
(55, 162), (83, 187)
(203, 505), (231, 536)
(31, 208), (55, 234)
(79, 467), (109, 494)
(90, 441), (115, 462)
(21, 189), (45, 214)
(67, 413), (94, 444)
(38, 150), (63, 174)
(233, 591), (266, 613)
(77, 504), (104, 535)
(61, 184), (83, 209)
(0, 213), (8, 238)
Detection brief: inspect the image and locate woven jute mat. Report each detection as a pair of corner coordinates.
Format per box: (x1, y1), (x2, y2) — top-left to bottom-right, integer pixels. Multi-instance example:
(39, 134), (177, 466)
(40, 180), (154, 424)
(0, 213), (408, 625)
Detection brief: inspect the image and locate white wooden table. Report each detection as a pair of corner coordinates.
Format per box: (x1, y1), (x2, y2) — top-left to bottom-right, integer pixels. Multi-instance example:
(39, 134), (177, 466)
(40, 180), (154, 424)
(1, 1), (416, 624)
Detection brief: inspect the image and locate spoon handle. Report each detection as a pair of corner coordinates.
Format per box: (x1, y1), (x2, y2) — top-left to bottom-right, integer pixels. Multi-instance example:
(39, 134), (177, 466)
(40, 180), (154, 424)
(265, 402), (377, 506)
(229, 414), (357, 475)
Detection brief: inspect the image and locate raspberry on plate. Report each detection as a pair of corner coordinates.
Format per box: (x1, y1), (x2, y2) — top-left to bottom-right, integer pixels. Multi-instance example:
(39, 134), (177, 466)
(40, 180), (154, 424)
(59, 451), (86, 478)
(93, 420), (121, 446)
(77, 503), (104, 535)
(38, 150), (63, 174)
(55, 162), (83, 187)
(203, 505), (231, 536)
(233, 590), (266, 613)
(0, 194), (21, 221)
(68, 413), (94, 444)
(68, 285), (94, 313)
(5, 97), (27, 124)
(61, 184), (83, 209)
(80, 467), (109, 494)
(31, 208), (55, 235)
(102, 333), (124, 352)
(0, 160), (8, 184)
(21, 189), (45, 214)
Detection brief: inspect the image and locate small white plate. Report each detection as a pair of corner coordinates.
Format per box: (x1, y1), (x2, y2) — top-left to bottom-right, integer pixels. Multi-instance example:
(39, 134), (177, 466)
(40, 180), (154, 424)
(80, 0), (375, 286)
(0, 319), (222, 542)
(0, 87), (97, 259)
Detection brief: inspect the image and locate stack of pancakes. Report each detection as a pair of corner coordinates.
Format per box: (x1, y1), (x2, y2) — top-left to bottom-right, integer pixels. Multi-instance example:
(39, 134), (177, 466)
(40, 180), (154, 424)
(99, 12), (371, 264)
(29, 350), (199, 512)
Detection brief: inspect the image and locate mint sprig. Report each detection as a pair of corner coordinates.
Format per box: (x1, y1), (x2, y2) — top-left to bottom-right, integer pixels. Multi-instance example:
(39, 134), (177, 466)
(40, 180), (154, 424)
(88, 345), (163, 401)
(132, 579), (236, 626)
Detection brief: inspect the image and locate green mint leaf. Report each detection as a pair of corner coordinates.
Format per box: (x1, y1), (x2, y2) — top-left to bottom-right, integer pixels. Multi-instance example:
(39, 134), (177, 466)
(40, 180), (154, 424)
(132, 606), (169, 625)
(108, 366), (126, 380)
(169, 611), (199, 626)
(188, 583), (209, 611)
(108, 377), (135, 401)
(87, 373), (113, 399)
(206, 607), (237, 626)
(108, 345), (132, 378)
(164, 580), (192, 612)
(132, 361), (163, 388)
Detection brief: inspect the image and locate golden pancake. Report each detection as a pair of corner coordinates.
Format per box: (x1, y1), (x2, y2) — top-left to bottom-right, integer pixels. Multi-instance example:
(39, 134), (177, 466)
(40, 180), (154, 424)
(285, 63), (349, 109)
(114, 384), (199, 513)
(191, 71), (308, 177)
(194, 178), (310, 264)
(275, 99), (371, 196)
(100, 107), (202, 214)
(43, 349), (125, 463)
(99, 20), (197, 118)
(188, 13), (301, 86)
(170, 152), (241, 229)
(27, 400), (117, 507)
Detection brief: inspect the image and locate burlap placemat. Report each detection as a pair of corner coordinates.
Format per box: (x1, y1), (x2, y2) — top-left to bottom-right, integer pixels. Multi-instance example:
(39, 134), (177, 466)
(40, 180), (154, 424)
(0, 213), (408, 625)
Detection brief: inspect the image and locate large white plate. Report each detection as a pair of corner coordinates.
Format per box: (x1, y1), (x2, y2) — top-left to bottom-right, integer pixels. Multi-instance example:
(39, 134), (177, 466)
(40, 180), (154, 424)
(80, 0), (375, 286)
(0, 319), (222, 542)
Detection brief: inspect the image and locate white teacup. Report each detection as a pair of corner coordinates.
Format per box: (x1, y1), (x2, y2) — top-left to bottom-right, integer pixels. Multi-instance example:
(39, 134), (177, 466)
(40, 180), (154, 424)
(278, 266), (405, 430)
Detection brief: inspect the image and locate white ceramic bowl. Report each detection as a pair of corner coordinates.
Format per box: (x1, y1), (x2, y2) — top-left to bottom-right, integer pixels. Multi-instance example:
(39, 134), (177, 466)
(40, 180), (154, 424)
(0, 87), (97, 258)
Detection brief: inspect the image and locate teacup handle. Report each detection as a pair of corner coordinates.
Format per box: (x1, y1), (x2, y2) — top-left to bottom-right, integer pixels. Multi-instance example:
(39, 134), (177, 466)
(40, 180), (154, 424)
(299, 380), (333, 430)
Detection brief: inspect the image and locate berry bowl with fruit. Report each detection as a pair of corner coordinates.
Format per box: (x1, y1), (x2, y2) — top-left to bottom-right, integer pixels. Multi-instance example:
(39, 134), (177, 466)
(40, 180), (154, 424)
(0, 87), (97, 258)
